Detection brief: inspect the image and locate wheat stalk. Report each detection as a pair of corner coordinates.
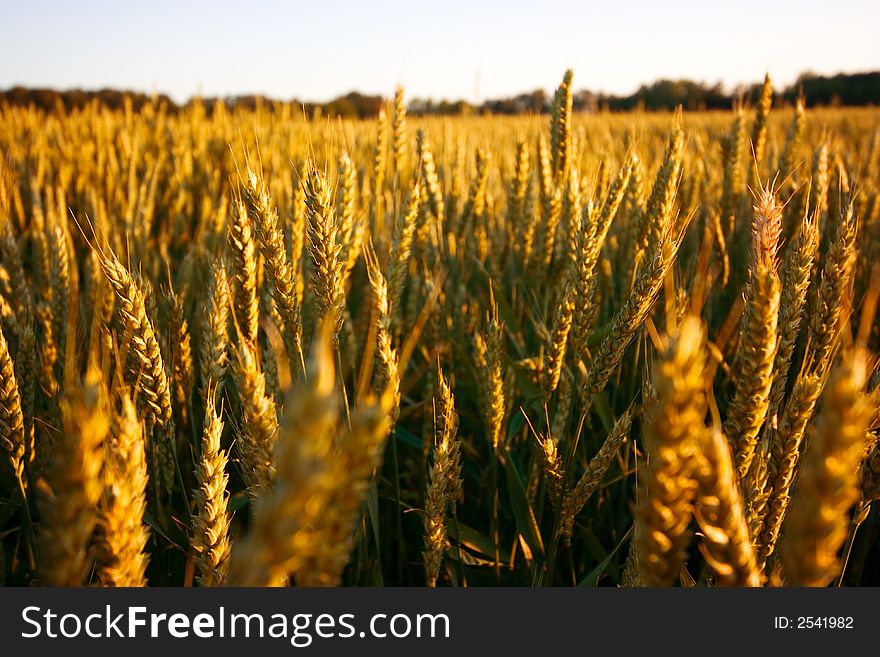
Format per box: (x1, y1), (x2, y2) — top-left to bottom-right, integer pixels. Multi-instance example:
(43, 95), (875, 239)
(694, 425), (762, 587)
(97, 389), (149, 587)
(725, 185), (782, 479)
(191, 391), (232, 587)
(781, 348), (875, 586)
(304, 167), (346, 340)
(245, 169), (304, 372)
(39, 368), (106, 586)
(423, 365), (462, 586)
(635, 316), (705, 587)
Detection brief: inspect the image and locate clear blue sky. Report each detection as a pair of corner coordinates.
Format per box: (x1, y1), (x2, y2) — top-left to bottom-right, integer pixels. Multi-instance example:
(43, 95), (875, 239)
(3, 0), (878, 102)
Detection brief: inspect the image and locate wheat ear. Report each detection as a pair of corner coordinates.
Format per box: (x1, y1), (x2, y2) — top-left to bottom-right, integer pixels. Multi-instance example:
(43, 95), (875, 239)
(781, 348), (875, 586)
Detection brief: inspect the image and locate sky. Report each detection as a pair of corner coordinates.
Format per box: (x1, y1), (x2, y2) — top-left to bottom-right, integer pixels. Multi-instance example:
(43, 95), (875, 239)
(3, 0), (879, 103)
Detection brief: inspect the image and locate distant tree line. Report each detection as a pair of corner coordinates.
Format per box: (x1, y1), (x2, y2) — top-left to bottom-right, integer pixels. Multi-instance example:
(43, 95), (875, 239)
(0, 87), (386, 119)
(3, 71), (879, 117)
(0, 87), (176, 113)
(594, 71), (880, 111)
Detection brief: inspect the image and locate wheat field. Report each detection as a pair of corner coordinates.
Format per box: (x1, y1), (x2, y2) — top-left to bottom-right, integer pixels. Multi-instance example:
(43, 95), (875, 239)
(0, 72), (878, 587)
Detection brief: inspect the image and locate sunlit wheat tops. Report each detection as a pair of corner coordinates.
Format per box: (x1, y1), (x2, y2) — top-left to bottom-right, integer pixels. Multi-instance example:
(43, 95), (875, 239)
(509, 139), (533, 263)
(192, 392), (232, 587)
(781, 348), (876, 586)
(569, 156), (634, 359)
(724, 185), (782, 479)
(641, 127), (684, 255)
(0, 325), (26, 493)
(231, 339), (279, 501)
(537, 135), (561, 269)
(542, 260), (576, 398)
(299, 381), (395, 586)
(766, 205), (819, 423)
(97, 247), (175, 493)
(392, 85), (408, 182)
(749, 74), (774, 188)
(560, 408), (631, 540)
(373, 106), (388, 205)
(759, 372), (823, 566)
(1, 69), (880, 588)
(580, 177), (682, 408)
(476, 307), (505, 451)
(39, 368), (106, 586)
(388, 178), (423, 329)
(694, 425), (762, 586)
(228, 327), (339, 587)
(635, 317), (706, 586)
(304, 167), (346, 340)
(168, 290), (194, 424)
(539, 433), (564, 509)
(778, 97), (805, 178)
(806, 199), (858, 377)
(199, 263), (230, 406)
(550, 70), (573, 185)
(365, 244), (400, 421)
(418, 130), (445, 224)
(337, 153), (363, 276)
(47, 222), (70, 370)
(244, 168), (304, 370)
(423, 366), (462, 586)
(0, 223), (33, 315)
(228, 198), (260, 347)
(97, 389), (149, 587)
(721, 106), (746, 236)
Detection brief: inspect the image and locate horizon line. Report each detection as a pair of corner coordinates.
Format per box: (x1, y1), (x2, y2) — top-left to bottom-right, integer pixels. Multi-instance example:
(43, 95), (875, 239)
(4, 67), (877, 107)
